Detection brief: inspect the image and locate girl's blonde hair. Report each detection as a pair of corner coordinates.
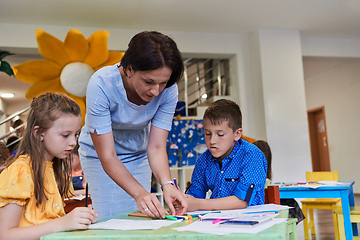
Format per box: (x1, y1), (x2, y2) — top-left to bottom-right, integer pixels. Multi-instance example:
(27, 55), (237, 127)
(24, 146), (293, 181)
(7, 92), (81, 207)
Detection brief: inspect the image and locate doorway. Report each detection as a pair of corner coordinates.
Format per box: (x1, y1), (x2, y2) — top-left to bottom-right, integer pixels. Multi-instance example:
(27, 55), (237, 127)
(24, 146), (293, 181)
(307, 106), (330, 171)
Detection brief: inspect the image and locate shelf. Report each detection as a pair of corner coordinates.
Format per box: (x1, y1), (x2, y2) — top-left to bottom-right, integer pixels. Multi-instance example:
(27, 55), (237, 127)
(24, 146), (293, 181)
(170, 166), (195, 170)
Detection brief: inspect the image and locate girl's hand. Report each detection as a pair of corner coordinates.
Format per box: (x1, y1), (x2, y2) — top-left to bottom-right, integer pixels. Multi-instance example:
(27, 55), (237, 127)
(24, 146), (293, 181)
(60, 205), (98, 231)
(163, 184), (188, 216)
(136, 191), (167, 219)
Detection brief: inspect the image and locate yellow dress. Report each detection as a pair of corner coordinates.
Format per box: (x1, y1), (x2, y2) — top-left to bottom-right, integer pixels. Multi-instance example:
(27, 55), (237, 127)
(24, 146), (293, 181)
(0, 155), (65, 227)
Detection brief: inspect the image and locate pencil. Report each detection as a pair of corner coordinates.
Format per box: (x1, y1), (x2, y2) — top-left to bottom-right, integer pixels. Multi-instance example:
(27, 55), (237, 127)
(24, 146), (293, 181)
(85, 183), (88, 207)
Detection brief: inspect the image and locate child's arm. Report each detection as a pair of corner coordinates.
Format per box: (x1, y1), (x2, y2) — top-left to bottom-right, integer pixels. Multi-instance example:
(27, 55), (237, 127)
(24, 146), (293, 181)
(186, 194), (248, 212)
(0, 203), (98, 240)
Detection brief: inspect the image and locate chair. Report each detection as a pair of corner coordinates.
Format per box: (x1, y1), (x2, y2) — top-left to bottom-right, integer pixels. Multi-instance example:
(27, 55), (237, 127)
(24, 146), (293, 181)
(266, 185), (298, 240)
(333, 206), (360, 240)
(265, 185), (281, 205)
(301, 171), (341, 240)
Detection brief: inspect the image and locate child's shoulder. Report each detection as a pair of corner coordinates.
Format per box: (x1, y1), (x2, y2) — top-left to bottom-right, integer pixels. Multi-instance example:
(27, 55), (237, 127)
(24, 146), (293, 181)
(3, 155), (31, 175)
(237, 139), (265, 156)
(238, 139), (258, 151)
(11, 155), (30, 166)
(0, 155), (33, 206)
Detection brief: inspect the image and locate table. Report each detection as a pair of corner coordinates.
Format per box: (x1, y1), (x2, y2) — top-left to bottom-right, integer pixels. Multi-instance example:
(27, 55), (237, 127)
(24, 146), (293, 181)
(278, 181), (358, 240)
(41, 211), (288, 240)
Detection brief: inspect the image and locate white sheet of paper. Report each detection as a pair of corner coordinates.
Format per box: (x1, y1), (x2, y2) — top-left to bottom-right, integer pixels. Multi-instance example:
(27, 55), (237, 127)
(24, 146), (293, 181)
(198, 204), (291, 220)
(64, 195), (86, 201)
(186, 204), (291, 218)
(173, 218), (287, 235)
(89, 219), (182, 230)
(317, 181), (345, 185)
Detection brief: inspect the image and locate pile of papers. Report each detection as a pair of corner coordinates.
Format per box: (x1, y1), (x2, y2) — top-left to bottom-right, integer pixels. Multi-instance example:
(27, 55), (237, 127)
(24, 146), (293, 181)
(89, 219), (182, 230)
(173, 204), (290, 235)
(277, 181), (347, 189)
(88, 204), (290, 235)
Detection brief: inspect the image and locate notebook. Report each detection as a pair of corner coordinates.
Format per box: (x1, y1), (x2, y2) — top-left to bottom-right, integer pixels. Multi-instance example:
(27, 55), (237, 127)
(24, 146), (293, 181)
(219, 214), (274, 228)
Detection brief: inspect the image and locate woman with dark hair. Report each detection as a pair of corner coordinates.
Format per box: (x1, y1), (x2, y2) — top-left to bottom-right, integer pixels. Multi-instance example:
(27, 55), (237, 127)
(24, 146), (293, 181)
(78, 31), (187, 220)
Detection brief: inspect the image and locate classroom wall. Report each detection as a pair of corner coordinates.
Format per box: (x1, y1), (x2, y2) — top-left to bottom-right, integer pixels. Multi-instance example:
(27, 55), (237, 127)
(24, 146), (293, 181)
(302, 38), (360, 193)
(1, 23), (360, 192)
(0, 99), (6, 140)
(304, 57), (360, 193)
(254, 29), (312, 183)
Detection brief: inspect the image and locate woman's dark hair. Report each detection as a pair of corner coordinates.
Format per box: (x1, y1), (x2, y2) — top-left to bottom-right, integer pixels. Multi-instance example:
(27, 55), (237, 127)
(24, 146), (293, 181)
(7, 92), (81, 208)
(253, 140), (272, 180)
(121, 31), (184, 88)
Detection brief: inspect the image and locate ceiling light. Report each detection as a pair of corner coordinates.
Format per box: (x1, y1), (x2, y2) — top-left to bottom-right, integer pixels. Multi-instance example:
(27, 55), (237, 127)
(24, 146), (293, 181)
(201, 94), (207, 99)
(0, 93), (15, 98)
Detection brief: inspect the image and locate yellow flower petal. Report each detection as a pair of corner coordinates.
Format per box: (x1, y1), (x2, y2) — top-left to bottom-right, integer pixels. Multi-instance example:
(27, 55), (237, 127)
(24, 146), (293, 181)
(83, 31), (109, 68)
(25, 79), (86, 126)
(25, 78), (63, 99)
(67, 94), (86, 126)
(94, 51), (125, 71)
(13, 60), (62, 84)
(36, 29), (72, 67)
(64, 29), (89, 62)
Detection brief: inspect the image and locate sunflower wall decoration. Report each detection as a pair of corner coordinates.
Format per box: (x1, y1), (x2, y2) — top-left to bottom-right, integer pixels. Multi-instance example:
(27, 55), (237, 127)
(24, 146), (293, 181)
(13, 29), (125, 126)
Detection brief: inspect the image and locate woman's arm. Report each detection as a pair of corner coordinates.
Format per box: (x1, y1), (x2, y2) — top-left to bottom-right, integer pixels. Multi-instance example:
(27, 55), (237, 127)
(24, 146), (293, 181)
(0, 203), (97, 240)
(185, 194), (248, 212)
(147, 125), (188, 216)
(90, 130), (168, 218)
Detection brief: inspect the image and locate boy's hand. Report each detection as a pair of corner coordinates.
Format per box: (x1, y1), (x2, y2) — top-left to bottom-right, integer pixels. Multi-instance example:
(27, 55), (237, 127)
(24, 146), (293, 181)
(172, 199), (183, 214)
(185, 194), (200, 212)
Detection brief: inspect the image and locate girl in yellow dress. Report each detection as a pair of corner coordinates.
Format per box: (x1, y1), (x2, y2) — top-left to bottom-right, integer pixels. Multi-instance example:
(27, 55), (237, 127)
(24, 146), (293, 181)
(0, 93), (98, 240)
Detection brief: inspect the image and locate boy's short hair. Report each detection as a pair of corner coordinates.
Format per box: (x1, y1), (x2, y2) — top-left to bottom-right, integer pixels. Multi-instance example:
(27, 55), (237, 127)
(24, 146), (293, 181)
(203, 99), (242, 131)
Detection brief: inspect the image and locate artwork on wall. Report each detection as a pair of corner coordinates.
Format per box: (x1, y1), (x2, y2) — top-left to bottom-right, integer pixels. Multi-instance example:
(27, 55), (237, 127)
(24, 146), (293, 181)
(167, 119), (206, 167)
(12, 29), (124, 125)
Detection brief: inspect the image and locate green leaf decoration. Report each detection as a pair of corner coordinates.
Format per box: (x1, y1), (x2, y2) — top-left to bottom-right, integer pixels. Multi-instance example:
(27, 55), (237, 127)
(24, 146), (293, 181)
(0, 60), (14, 76)
(0, 51), (13, 61)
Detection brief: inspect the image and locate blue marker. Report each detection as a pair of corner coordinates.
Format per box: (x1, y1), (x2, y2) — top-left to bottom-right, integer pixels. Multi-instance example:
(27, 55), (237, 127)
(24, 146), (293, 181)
(174, 178), (178, 189)
(243, 210), (278, 214)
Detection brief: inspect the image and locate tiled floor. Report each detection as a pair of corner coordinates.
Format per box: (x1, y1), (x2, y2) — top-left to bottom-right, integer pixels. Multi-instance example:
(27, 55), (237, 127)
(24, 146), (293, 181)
(295, 194), (360, 240)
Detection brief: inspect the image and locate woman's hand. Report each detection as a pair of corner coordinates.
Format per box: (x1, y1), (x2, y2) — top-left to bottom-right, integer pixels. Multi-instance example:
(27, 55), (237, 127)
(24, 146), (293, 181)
(163, 184), (188, 216)
(136, 191), (168, 219)
(60, 205), (98, 231)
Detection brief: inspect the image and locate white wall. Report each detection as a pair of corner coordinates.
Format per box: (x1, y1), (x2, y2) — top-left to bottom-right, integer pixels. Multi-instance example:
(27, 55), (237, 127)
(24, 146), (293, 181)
(1, 23), (360, 192)
(304, 58), (360, 192)
(0, 98), (6, 139)
(252, 30), (312, 183)
(302, 38), (360, 193)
